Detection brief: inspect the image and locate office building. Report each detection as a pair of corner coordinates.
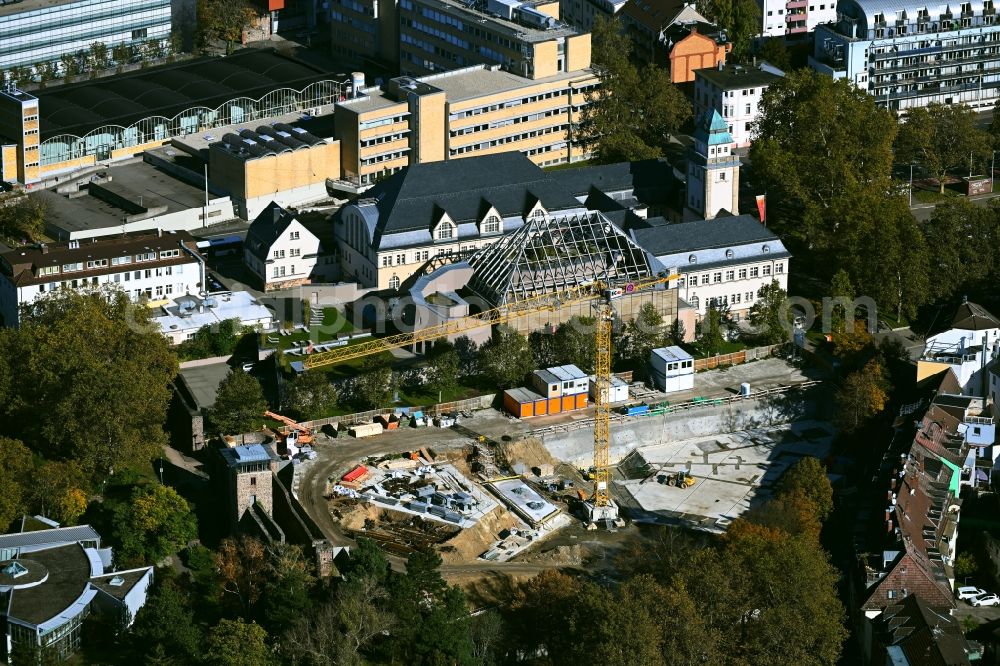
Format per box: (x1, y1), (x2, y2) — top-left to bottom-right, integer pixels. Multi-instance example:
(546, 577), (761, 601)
(330, 0), (400, 63)
(759, 0), (837, 37)
(694, 61), (784, 147)
(334, 60), (598, 186)
(811, 0), (1000, 111)
(561, 0), (629, 31)
(0, 231), (203, 327)
(0, 522), (153, 662)
(0, 0), (171, 72)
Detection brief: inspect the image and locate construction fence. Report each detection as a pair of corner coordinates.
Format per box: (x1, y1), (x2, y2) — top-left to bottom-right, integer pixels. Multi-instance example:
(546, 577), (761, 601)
(693, 344), (784, 371)
(299, 393), (498, 430)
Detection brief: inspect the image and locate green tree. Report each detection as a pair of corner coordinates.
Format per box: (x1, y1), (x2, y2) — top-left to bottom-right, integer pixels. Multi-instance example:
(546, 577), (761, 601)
(38, 61), (59, 84)
(529, 330), (560, 368)
(0, 288), (177, 485)
(130, 579), (203, 661)
(777, 457), (834, 521)
(198, 0), (257, 52)
(452, 335), (479, 375)
(698, 0), (761, 61)
(0, 438), (32, 530)
(990, 102), (1000, 151)
(27, 460), (88, 525)
(759, 37), (791, 71)
(179, 317), (248, 359)
(828, 269), (855, 335)
(750, 70), (897, 251)
(112, 43), (132, 68)
(480, 325), (534, 389)
(282, 370), (338, 421)
(836, 358), (889, 433)
(554, 315), (597, 372)
(88, 41), (110, 70)
(112, 483), (197, 564)
(210, 369), (267, 437)
(896, 102), (989, 193)
(579, 17), (691, 163)
(425, 340), (461, 397)
(204, 619), (272, 666)
(955, 551), (978, 579)
(259, 543), (315, 635)
(699, 307), (726, 355)
(0, 192), (48, 241)
(354, 356), (397, 409)
(749, 279), (789, 344)
(922, 199), (1000, 300)
(621, 302), (667, 372)
(60, 53), (81, 77)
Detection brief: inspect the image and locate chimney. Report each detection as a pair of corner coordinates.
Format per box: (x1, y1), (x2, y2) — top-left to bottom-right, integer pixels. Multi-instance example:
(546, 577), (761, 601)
(40, 243), (47, 254)
(158, 228), (162, 237)
(717, 60), (723, 71)
(273, 206), (282, 224)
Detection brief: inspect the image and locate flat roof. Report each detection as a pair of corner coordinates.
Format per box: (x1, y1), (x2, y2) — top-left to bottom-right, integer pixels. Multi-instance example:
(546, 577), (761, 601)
(35, 49), (340, 140)
(171, 109), (337, 159)
(177, 362), (233, 410)
(414, 0), (581, 43)
(6, 544), (94, 626)
(154, 292), (274, 334)
(490, 478), (559, 524)
(652, 345), (692, 362)
(36, 161), (215, 236)
(428, 65), (595, 103)
(89, 567), (152, 601)
(696, 63), (783, 90)
(505, 387), (545, 403)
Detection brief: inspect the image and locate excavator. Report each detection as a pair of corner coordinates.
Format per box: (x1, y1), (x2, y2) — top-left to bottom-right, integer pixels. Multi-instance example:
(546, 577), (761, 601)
(264, 410), (314, 453)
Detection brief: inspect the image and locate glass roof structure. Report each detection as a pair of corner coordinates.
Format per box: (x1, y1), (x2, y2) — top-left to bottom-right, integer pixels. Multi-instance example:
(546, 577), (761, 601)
(467, 211), (653, 307)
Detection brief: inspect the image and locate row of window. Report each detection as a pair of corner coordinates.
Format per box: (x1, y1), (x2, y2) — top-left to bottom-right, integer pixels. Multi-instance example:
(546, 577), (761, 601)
(450, 107), (566, 137)
(678, 262), (783, 288)
(450, 123), (568, 154)
(43, 249), (180, 276)
(37, 269), (177, 293)
(271, 265), (299, 278)
(405, 18), (470, 49)
(449, 89), (568, 120)
(362, 148), (409, 166)
(359, 114), (408, 131)
(361, 131), (408, 148)
(272, 248), (302, 259)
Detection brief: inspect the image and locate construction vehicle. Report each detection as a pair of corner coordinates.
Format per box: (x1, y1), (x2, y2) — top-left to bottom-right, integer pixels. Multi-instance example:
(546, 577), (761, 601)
(264, 410), (314, 453)
(666, 470), (696, 488)
(303, 271), (678, 527)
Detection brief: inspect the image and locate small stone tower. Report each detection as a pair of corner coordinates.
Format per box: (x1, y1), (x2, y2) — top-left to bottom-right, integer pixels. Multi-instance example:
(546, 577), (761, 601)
(686, 109), (740, 220)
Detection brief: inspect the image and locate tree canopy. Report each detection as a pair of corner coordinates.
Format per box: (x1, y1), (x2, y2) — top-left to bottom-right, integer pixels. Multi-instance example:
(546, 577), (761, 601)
(112, 482), (197, 566)
(578, 17), (691, 163)
(0, 288), (177, 486)
(748, 280), (789, 344)
(210, 369), (267, 437)
(480, 326), (535, 389)
(895, 102), (989, 193)
(282, 371), (339, 421)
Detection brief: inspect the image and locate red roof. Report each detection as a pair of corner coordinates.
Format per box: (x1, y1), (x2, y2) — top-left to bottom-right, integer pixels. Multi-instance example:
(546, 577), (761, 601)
(343, 465), (368, 483)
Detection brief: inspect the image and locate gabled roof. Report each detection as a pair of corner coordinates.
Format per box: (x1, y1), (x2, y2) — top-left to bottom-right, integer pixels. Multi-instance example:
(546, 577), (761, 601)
(356, 153), (582, 249)
(0, 525), (100, 550)
(619, 0), (704, 33)
(245, 202), (304, 260)
(546, 158), (682, 207)
(467, 211), (656, 307)
(862, 549), (954, 612)
(876, 595), (972, 666)
(630, 214), (781, 255)
(950, 300), (1000, 331)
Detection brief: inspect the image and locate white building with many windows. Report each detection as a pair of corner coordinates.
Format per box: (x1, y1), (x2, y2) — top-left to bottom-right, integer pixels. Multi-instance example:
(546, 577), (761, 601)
(760, 0), (838, 37)
(0, 231), (203, 327)
(630, 214), (791, 321)
(694, 62), (785, 148)
(243, 202), (338, 292)
(810, 0), (1000, 112)
(0, 0), (172, 73)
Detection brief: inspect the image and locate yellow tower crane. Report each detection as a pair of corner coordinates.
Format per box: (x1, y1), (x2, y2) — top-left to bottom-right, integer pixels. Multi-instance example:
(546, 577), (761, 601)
(304, 272), (678, 523)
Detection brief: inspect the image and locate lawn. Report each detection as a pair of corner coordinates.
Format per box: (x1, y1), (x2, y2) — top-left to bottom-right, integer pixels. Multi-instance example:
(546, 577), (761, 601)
(688, 340), (746, 359)
(264, 308), (356, 352)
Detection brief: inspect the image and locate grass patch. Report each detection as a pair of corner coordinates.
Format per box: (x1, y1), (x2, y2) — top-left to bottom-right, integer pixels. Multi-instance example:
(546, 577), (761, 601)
(688, 340), (746, 359)
(912, 187), (961, 204)
(544, 159), (597, 171)
(264, 308), (357, 352)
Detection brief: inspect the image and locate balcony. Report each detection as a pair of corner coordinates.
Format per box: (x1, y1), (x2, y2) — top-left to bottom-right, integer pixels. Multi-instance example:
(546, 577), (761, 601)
(786, 0), (807, 8)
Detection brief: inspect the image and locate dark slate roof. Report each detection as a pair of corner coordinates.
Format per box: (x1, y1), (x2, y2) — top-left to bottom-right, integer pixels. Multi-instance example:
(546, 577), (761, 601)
(696, 62), (784, 90)
(90, 567), (152, 601)
(663, 21), (728, 47)
(546, 158), (681, 206)
(245, 202), (297, 261)
(620, 0), (691, 32)
(5, 544), (94, 626)
(951, 301), (1000, 331)
(629, 214), (779, 255)
(877, 595), (972, 666)
(361, 152), (582, 245)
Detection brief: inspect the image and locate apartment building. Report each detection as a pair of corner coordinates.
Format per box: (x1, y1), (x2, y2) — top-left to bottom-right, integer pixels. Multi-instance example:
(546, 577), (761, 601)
(244, 202), (338, 291)
(630, 214), (791, 321)
(0, 231), (203, 327)
(759, 0), (837, 37)
(334, 152), (587, 290)
(0, 0), (171, 72)
(334, 59), (598, 185)
(811, 0), (1000, 111)
(694, 62), (784, 147)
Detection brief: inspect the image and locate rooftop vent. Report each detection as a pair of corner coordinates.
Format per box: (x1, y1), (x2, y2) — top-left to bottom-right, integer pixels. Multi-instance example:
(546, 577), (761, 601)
(109, 575), (125, 587)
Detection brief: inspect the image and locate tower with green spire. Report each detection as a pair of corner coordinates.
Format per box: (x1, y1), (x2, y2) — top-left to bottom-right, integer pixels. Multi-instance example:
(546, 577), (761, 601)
(685, 109), (740, 220)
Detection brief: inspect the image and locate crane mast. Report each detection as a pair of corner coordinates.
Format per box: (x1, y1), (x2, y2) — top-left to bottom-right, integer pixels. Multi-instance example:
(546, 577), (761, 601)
(592, 300), (613, 510)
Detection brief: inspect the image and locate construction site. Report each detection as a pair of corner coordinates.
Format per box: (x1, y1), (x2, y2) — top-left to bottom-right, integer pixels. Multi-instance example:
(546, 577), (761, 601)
(266, 213), (833, 575)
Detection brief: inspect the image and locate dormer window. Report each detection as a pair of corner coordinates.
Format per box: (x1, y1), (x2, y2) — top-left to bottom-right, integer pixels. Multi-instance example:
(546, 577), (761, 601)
(762, 244), (771, 254)
(725, 249), (734, 259)
(689, 254), (698, 264)
(437, 223), (454, 240)
(481, 214), (501, 234)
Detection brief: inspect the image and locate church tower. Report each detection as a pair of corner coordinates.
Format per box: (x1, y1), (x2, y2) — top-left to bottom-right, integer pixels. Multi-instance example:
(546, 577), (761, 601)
(685, 109), (740, 220)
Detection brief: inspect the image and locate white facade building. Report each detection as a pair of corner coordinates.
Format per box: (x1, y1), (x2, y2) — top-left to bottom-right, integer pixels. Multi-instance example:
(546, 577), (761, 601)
(694, 62), (784, 148)
(919, 300), (1000, 396)
(630, 214), (791, 321)
(0, 0), (172, 72)
(152, 292), (277, 345)
(759, 0), (837, 37)
(810, 0), (1000, 112)
(244, 202), (337, 292)
(0, 231), (203, 328)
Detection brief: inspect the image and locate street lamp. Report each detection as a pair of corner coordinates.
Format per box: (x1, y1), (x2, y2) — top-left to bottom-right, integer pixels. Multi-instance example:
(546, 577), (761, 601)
(909, 163), (914, 207)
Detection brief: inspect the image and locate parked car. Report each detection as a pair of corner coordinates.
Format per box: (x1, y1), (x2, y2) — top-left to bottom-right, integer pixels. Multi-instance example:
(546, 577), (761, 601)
(971, 593), (1000, 607)
(957, 586), (987, 600)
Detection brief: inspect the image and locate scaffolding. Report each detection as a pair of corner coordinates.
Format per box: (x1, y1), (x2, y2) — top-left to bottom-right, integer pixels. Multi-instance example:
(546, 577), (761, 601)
(466, 211), (654, 308)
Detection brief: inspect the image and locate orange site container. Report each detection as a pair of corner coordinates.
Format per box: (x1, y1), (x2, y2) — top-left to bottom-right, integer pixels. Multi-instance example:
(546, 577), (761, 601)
(503, 387), (546, 418)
